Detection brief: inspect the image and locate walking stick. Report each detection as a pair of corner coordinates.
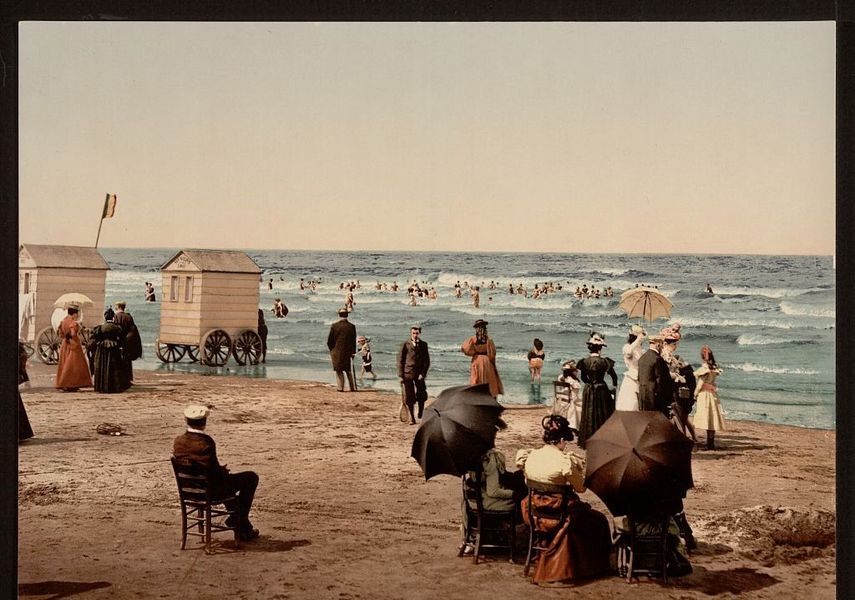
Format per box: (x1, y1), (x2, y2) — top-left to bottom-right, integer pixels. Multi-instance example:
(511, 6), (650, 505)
(350, 356), (358, 392)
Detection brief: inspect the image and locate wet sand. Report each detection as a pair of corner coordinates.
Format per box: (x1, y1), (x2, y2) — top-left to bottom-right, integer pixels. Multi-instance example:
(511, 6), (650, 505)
(18, 363), (835, 599)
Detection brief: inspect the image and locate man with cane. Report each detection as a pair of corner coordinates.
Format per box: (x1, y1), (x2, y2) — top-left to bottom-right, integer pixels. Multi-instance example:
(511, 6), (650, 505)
(327, 307), (357, 392)
(398, 324), (431, 425)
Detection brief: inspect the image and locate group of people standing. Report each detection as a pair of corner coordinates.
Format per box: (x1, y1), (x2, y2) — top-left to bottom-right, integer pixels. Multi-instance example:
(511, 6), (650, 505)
(54, 301), (143, 394)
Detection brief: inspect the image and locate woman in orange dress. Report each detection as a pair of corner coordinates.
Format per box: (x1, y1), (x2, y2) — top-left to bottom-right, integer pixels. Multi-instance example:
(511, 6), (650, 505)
(461, 319), (504, 398)
(55, 305), (92, 391)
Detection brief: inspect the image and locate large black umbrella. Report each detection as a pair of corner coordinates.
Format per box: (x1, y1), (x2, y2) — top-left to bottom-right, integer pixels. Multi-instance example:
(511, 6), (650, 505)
(584, 410), (693, 517)
(410, 384), (505, 480)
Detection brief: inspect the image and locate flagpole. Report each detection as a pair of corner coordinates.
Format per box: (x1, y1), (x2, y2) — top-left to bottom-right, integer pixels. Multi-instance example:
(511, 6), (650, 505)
(95, 217), (105, 248)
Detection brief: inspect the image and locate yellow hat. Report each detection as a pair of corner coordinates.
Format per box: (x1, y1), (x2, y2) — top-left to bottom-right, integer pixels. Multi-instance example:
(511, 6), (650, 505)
(183, 405), (209, 420)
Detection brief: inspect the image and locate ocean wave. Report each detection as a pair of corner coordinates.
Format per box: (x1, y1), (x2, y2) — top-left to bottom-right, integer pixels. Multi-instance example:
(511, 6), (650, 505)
(725, 362), (820, 375)
(715, 286), (827, 299)
(778, 302), (835, 319)
(735, 333), (814, 346)
(676, 316), (799, 330)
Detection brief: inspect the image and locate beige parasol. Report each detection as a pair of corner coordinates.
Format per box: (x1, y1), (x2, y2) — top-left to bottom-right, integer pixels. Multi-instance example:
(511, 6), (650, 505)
(52, 292), (95, 310)
(618, 287), (673, 322)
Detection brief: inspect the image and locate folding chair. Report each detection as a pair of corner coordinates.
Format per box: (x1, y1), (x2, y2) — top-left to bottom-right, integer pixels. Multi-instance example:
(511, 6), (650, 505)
(459, 469), (516, 564)
(612, 512), (670, 583)
(170, 457), (240, 553)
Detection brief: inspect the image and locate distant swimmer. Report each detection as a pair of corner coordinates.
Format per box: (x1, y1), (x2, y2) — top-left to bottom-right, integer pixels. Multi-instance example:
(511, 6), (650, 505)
(705, 283), (714, 294)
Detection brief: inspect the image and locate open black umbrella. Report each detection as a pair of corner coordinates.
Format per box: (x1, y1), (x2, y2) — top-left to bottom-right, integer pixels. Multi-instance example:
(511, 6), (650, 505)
(411, 384), (505, 480)
(584, 410), (693, 517)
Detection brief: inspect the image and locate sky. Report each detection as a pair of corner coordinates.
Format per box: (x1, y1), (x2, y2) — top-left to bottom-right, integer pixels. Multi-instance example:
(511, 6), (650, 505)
(18, 21), (835, 255)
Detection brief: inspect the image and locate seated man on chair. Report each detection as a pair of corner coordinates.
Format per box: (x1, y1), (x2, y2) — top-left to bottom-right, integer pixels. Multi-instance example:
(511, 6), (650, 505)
(173, 405), (260, 541)
(515, 415), (612, 586)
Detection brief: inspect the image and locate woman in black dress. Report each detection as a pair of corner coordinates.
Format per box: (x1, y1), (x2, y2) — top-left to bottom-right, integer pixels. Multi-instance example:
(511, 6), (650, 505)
(577, 332), (618, 449)
(90, 311), (129, 393)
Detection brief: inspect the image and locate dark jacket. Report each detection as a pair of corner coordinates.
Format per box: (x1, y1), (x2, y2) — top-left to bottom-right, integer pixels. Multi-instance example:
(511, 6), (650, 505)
(327, 318), (357, 371)
(113, 310), (143, 361)
(173, 431), (229, 496)
(637, 349), (673, 414)
(398, 339), (430, 380)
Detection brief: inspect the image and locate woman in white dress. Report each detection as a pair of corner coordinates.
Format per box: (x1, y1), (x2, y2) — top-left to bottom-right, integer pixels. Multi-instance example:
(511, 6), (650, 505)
(615, 324), (646, 411)
(693, 345), (725, 449)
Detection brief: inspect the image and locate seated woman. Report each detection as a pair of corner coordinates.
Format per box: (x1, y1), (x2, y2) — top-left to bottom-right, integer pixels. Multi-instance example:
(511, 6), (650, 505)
(459, 419), (527, 554)
(514, 415), (612, 586)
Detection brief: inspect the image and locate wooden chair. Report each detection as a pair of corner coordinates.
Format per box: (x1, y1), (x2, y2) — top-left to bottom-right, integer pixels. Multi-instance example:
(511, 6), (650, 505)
(523, 486), (570, 577)
(612, 512), (670, 583)
(459, 469), (516, 564)
(170, 457), (240, 553)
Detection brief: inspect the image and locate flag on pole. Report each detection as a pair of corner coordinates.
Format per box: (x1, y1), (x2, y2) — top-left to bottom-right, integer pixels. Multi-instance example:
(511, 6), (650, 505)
(102, 193), (117, 219)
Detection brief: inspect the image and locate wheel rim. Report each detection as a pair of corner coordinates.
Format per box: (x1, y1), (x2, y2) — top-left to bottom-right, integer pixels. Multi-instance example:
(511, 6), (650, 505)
(156, 339), (186, 363)
(36, 328), (60, 365)
(202, 330), (231, 366)
(233, 330), (262, 366)
(185, 345), (199, 363)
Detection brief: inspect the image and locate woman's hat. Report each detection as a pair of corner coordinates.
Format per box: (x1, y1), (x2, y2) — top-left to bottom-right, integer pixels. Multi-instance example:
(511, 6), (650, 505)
(630, 324), (645, 336)
(473, 319), (488, 328)
(562, 360), (577, 370)
(357, 335), (367, 344)
(588, 332), (607, 346)
(661, 326), (681, 342)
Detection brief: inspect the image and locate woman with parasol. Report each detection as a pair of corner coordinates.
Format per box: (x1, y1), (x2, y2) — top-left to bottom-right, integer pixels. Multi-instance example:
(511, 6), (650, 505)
(55, 303), (92, 392)
(576, 333), (618, 449)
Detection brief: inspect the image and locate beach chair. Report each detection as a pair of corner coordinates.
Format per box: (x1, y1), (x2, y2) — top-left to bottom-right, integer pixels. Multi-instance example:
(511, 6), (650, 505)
(612, 512), (670, 583)
(459, 470), (516, 564)
(523, 486), (570, 577)
(170, 457), (241, 554)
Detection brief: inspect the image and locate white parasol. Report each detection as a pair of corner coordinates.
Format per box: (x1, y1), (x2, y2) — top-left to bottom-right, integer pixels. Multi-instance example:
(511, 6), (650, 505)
(618, 287), (673, 322)
(52, 292), (94, 310)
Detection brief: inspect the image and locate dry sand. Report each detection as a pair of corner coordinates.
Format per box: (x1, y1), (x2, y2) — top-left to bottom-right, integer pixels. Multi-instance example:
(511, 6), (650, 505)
(18, 363), (835, 599)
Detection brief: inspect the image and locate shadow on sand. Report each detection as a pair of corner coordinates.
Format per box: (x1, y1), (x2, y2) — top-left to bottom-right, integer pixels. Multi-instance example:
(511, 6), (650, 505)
(201, 537), (311, 554)
(673, 566), (780, 595)
(19, 580), (111, 599)
(20, 437), (92, 446)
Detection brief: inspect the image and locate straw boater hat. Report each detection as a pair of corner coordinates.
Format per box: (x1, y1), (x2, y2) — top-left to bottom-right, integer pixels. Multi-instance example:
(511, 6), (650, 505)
(587, 332), (607, 347)
(630, 324), (645, 336)
(114, 301), (126, 309)
(183, 405), (209, 421)
(337, 307), (349, 317)
(67, 302), (80, 310)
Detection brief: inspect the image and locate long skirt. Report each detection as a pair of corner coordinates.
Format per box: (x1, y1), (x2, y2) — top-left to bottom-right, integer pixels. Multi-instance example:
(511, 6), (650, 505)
(18, 392), (34, 441)
(615, 374), (639, 411)
(521, 493), (612, 584)
(93, 343), (129, 393)
(55, 340), (92, 390)
(577, 382), (615, 449)
(694, 390), (725, 431)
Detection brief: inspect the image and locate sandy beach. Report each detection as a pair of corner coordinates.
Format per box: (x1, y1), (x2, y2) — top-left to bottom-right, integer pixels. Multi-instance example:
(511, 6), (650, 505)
(18, 362), (835, 600)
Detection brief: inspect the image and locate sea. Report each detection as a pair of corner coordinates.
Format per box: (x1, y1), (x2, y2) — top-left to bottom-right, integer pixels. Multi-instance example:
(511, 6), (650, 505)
(97, 249), (836, 430)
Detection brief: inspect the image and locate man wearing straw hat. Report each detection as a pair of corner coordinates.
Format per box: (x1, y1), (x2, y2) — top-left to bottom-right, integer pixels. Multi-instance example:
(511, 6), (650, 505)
(398, 324), (431, 424)
(637, 331), (674, 416)
(327, 307), (357, 392)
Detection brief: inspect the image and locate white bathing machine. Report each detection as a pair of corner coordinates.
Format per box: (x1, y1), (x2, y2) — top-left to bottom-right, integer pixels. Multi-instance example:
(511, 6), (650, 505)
(18, 244), (109, 364)
(157, 249), (263, 366)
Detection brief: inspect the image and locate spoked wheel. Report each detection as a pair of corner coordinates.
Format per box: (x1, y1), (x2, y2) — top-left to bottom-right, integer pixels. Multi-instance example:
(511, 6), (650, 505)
(200, 329), (231, 367)
(232, 330), (262, 366)
(185, 345), (200, 363)
(155, 338), (187, 363)
(36, 326), (60, 365)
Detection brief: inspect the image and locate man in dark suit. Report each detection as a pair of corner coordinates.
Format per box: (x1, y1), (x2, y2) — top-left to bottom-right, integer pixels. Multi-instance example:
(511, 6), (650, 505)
(112, 301), (142, 384)
(327, 307), (357, 392)
(172, 405), (260, 541)
(636, 334), (674, 415)
(398, 324), (431, 424)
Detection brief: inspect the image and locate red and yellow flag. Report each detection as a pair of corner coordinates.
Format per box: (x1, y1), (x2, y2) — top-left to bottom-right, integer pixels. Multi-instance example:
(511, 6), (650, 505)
(102, 193), (117, 219)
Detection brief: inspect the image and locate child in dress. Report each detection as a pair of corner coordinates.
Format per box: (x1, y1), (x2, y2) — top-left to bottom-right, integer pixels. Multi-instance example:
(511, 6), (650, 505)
(357, 336), (376, 383)
(553, 360), (582, 431)
(693, 345), (724, 449)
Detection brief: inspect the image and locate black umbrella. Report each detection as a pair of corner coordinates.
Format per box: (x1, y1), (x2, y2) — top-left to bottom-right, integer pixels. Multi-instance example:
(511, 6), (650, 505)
(584, 410), (694, 517)
(411, 384), (505, 480)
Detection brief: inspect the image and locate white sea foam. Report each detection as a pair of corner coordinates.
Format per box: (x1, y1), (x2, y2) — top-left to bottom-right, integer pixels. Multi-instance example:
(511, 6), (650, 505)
(678, 316), (797, 330)
(779, 302), (835, 318)
(714, 286), (824, 299)
(735, 333), (797, 345)
(725, 362), (819, 375)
